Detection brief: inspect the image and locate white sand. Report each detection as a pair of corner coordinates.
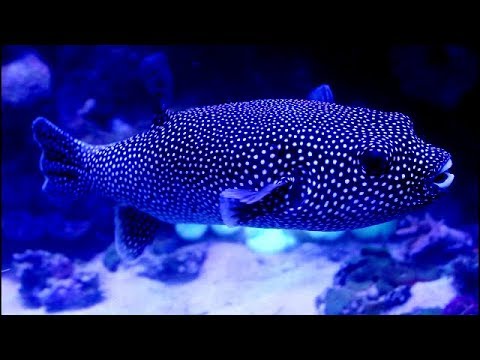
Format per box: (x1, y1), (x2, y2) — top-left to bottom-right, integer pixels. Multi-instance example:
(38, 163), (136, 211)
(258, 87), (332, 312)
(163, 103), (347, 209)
(386, 277), (456, 315)
(1, 242), (457, 315)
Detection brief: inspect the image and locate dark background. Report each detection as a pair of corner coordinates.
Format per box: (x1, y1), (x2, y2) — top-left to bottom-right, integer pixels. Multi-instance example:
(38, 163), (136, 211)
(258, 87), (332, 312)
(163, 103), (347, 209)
(1, 45), (478, 266)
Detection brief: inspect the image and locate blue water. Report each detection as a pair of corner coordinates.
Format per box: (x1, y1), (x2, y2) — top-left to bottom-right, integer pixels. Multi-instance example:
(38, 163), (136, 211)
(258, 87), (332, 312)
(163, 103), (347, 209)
(1, 45), (478, 315)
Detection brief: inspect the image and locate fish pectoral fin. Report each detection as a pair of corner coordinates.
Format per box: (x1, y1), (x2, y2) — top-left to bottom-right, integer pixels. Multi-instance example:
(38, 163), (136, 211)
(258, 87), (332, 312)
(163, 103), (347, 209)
(115, 206), (163, 262)
(219, 177), (294, 227)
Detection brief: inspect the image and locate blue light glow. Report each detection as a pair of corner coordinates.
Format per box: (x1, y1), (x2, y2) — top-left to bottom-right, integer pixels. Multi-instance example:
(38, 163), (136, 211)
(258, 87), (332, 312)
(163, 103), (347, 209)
(210, 224), (240, 237)
(245, 228), (297, 254)
(175, 223), (208, 241)
(351, 220), (397, 240)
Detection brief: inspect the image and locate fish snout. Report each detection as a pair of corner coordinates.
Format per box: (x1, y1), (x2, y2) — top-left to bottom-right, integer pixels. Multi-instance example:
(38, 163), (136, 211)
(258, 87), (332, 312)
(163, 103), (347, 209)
(432, 158), (455, 190)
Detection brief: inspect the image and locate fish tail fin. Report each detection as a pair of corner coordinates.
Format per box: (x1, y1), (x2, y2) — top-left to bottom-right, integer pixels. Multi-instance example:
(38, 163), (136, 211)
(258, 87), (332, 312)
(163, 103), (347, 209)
(32, 117), (93, 199)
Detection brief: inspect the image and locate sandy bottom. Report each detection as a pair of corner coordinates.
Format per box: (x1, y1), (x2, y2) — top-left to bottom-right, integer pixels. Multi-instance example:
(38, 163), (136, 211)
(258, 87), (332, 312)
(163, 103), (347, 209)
(1, 242), (457, 315)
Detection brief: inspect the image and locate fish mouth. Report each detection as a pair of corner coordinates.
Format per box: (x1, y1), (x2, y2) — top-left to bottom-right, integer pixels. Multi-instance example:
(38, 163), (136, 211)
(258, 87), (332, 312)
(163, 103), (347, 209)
(433, 158), (454, 190)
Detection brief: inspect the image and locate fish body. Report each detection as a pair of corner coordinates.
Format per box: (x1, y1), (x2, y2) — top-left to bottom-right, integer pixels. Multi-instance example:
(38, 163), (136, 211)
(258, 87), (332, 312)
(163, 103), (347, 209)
(33, 99), (454, 260)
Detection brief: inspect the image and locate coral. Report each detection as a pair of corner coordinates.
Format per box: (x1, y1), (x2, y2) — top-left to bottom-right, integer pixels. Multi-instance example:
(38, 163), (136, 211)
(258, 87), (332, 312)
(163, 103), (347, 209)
(175, 223), (209, 241)
(140, 244), (208, 284)
(318, 283), (411, 315)
(395, 213), (473, 265)
(333, 247), (411, 287)
(244, 228), (297, 254)
(12, 250), (102, 312)
(315, 213), (478, 315)
(343, 285), (411, 315)
(319, 287), (355, 315)
(2, 54), (51, 107)
(149, 237), (181, 256)
(443, 296), (478, 315)
(42, 272), (103, 313)
(316, 242), (456, 315)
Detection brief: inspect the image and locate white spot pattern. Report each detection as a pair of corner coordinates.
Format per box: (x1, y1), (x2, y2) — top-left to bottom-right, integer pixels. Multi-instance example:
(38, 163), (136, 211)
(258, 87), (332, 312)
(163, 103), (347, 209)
(84, 99), (451, 231)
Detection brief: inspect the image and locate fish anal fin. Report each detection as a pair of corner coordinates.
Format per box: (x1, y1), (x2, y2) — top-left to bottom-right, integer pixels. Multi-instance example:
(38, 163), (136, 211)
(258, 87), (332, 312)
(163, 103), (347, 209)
(115, 206), (163, 262)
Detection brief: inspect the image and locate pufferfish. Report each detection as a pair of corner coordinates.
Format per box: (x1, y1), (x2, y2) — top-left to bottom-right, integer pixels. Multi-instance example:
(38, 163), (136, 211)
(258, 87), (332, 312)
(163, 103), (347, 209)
(32, 90), (454, 261)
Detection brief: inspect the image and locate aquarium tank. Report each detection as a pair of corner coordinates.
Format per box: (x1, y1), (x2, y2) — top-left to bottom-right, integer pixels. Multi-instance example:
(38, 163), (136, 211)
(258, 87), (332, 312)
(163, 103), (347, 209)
(1, 45), (478, 315)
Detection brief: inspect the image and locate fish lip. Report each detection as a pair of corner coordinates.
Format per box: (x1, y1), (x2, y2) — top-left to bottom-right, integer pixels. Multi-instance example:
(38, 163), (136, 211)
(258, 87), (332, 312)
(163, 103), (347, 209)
(438, 158), (453, 174)
(432, 158), (454, 190)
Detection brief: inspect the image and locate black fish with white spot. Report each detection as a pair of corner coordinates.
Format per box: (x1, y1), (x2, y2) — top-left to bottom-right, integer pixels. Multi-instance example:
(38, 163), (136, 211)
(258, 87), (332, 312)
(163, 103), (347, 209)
(32, 96), (454, 260)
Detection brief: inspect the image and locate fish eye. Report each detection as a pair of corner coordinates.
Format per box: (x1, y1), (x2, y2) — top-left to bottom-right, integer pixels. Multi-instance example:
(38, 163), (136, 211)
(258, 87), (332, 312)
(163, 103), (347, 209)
(361, 149), (390, 176)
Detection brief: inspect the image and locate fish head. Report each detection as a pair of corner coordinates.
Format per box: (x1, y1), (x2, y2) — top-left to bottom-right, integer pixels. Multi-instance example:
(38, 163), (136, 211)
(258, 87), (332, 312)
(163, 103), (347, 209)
(305, 106), (454, 229)
(352, 111), (454, 215)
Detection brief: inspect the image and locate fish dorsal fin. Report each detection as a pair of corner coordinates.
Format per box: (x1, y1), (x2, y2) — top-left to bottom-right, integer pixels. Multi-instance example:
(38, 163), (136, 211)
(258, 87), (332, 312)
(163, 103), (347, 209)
(308, 84), (334, 103)
(219, 177), (297, 227)
(152, 105), (174, 127)
(114, 206), (163, 262)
